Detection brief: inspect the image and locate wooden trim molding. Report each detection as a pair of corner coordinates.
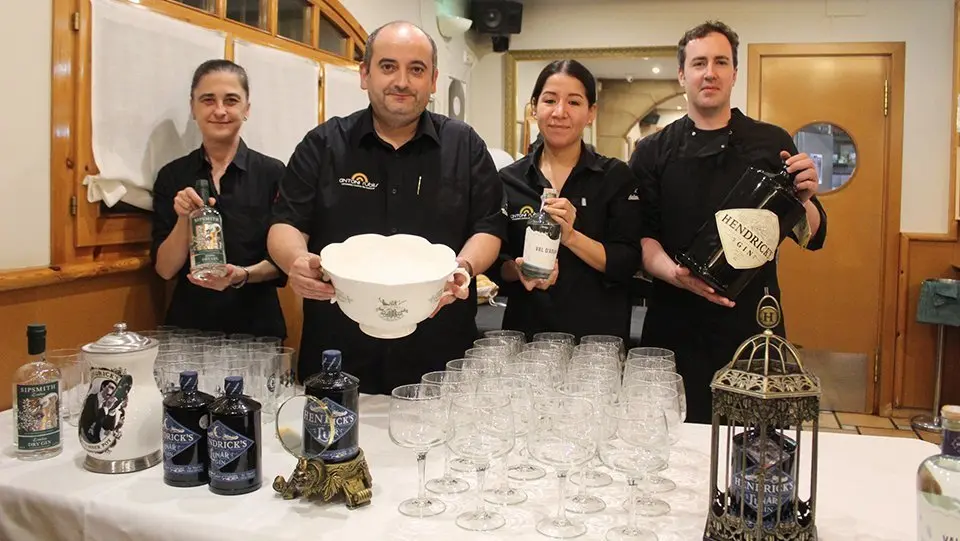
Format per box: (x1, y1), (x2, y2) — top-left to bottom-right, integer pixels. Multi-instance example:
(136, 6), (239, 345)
(0, 257), (152, 293)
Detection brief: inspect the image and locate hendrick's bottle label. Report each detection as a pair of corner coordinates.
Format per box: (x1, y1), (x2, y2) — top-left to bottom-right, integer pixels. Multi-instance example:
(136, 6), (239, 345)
(714, 208), (780, 270)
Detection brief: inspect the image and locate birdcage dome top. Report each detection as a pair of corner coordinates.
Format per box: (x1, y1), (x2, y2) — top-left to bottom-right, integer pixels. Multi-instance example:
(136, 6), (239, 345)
(710, 292), (821, 400)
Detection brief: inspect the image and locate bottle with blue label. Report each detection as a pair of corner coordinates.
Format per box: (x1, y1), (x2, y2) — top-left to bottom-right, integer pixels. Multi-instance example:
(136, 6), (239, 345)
(162, 370), (214, 487)
(207, 376), (261, 495)
(303, 350), (360, 463)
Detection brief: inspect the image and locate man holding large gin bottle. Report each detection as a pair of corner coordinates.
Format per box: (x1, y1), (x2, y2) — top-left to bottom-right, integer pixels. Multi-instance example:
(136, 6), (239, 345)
(629, 21), (828, 424)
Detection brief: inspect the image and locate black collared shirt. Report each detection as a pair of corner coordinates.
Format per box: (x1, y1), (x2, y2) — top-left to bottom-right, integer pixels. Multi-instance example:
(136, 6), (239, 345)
(495, 143), (643, 343)
(151, 139), (287, 338)
(270, 107), (507, 393)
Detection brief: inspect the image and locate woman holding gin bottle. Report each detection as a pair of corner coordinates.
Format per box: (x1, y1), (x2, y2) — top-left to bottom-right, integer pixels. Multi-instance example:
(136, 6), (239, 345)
(495, 60), (643, 343)
(151, 59), (286, 339)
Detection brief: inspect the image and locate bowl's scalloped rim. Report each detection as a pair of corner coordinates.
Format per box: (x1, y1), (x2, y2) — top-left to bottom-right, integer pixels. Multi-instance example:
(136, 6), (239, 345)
(320, 233), (458, 286)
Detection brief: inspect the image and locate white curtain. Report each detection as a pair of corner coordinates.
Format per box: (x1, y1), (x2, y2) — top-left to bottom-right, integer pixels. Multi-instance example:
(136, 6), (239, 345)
(84, 0), (225, 210)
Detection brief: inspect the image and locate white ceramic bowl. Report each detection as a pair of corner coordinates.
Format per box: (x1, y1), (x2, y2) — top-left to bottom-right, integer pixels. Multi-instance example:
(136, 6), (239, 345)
(319, 234), (470, 339)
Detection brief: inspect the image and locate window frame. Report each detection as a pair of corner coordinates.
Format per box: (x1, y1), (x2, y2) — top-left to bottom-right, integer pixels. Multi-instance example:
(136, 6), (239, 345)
(48, 0), (366, 271)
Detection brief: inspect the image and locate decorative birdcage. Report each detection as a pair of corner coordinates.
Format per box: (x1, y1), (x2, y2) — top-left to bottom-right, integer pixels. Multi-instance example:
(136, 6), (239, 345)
(703, 289), (821, 541)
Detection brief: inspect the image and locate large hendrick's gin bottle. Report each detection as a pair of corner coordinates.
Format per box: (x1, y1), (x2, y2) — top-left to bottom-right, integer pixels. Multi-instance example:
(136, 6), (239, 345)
(207, 376), (261, 495)
(162, 370), (214, 487)
(303, 350), (360, 463)
(675, 164), (806, 301)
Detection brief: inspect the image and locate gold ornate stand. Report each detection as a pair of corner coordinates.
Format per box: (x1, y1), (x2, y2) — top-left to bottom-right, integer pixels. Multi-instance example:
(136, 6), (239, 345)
(272, 448), (374, 509)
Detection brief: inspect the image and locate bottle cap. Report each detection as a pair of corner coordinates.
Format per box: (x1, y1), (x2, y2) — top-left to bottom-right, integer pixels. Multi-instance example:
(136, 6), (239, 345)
(941, 405), (960, 422)
(321, 350), (342, 373)
(224, 375), (244, 396)
(543, 188), (559, 199)
(196, 179), (210, 201)
(179, 371), (199, 392)
(26, 324), (46, 356)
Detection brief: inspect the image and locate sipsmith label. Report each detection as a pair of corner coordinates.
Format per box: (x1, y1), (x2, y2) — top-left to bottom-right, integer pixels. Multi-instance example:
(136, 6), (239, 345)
(16, 381), (61, 451)
(163, 413), (204, 474)
(190, 214), (226, 267)
(715, 209), (780, 270)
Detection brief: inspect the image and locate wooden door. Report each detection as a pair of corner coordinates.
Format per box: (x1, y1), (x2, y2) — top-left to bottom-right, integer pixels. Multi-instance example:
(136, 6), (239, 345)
(748, 44), (903, 412)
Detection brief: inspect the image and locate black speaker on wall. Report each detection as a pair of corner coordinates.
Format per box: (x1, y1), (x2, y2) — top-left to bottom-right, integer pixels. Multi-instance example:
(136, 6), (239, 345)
(469, 0), (523, 35)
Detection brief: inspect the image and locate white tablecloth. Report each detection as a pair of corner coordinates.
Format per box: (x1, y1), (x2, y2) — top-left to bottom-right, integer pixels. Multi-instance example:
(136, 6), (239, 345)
(0, 395), (935, 541)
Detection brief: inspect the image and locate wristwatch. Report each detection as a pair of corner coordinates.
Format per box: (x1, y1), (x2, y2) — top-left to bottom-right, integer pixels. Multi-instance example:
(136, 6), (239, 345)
(231, 267), (250, 289)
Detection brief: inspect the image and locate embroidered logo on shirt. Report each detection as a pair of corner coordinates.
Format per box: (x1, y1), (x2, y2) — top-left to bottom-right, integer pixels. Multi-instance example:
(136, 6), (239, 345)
(510, 205), (536, 221)
(338, 172), (379, 191)
(627, 188), (640, 201)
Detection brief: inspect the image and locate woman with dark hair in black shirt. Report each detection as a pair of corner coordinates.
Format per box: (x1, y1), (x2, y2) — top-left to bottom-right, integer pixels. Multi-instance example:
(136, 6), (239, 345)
(496, 59), (643, 343)
(151, 59), (287, 338)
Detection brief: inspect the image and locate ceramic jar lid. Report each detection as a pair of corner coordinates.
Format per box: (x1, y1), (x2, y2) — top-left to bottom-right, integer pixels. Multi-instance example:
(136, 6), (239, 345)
(82, 322), (158, 354)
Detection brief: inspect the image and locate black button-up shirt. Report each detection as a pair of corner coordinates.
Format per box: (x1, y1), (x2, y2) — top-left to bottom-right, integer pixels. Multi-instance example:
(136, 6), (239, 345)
(151, 140), (287, 338)
(495, 143), (643, 343)
(270, 107), (507, 393)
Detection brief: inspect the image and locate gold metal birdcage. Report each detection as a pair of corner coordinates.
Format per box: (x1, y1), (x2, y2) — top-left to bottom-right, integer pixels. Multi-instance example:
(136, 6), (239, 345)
(703, 289), (821, 541)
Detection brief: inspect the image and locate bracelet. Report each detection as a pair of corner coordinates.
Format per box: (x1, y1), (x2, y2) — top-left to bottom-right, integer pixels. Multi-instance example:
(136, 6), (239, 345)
(458, 259), (474, 278)
(231, 267), (250, 289)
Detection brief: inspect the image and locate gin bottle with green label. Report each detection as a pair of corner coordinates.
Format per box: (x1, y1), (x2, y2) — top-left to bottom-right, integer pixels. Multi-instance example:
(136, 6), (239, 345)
(521, 187), (561, 279)
(189, 178), (228, 280)
(12, 323), (62, 460)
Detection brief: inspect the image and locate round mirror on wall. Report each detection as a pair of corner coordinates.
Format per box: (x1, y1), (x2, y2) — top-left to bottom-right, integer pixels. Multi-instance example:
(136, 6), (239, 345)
(792, 123), (857, 194)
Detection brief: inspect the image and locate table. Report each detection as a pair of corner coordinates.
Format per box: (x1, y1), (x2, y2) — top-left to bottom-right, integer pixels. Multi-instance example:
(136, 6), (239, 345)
(0, 395), (936, 541)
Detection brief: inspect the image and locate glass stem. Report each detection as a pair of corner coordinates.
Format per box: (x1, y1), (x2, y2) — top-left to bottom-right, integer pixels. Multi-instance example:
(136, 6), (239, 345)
(476, 463), (489, 516)
(443, 448), (453, 479)
(499, 458), (511, 491)
(556, 471), (569, 523)
(577, 467), (588, 497)
(627, 477), (639, 530)
(416, 451), (428, 502)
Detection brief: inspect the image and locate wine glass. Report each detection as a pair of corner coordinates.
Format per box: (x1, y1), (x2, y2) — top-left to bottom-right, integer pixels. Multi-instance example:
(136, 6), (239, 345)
(388, 383), (450, 517)
(476, 376), (532, 506)
(527, 395), (598, 538)
(598, 402), (670, 540)
(420, 370), (474, 495)
(446, 392), (516, 531)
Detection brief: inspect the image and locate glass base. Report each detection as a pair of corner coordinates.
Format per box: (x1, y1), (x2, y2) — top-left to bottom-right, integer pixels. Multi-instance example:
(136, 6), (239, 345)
(484, 486), (528, 505)
(644, 475), (676, 494)
(398, 496), (446, 518)
(449, 457), (477, 473)
(426, 475), (470, 495)
(566, 493), (606, 514)
(508, 462), (547, 481)
(570, 468), (613, 488)
(456, 510), (505, 531)
(911, 414), (942, 433)
(605, 526), (659, 541)
(622, 496), (671, 517)
(537, 516), (587, 538)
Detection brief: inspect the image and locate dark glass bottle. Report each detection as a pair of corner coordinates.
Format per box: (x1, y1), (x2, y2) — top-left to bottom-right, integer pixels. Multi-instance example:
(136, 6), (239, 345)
(675, 164), (806, 301)
(207, 376), (261, 495)
(162, 370), (214, 487)
(303, 350), (360, 463)
(727, 427), (799, 528)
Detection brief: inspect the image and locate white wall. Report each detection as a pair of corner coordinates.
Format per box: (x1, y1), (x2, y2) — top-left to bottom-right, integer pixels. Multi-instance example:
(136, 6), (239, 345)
(0, 0), (52, 269)
(469, 0), (956, 234)
(340, 0), (477, 123)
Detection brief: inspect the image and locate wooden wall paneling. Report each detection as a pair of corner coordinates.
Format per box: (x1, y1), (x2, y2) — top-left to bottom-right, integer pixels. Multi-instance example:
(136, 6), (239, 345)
(888, 234), (960, 417)
(0, 270), (164, 410)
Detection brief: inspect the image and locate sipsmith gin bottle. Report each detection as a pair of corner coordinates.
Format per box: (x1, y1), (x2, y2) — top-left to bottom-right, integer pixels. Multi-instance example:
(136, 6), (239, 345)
(917, 405), (960, 540)
(520, 187), (561, 279)
(207, 376), (261, 495)
(163, 370), (214, 487)
(189, 178), (228, 280)
(12, 323), (62, 460)
(303, 350), (360, 463)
